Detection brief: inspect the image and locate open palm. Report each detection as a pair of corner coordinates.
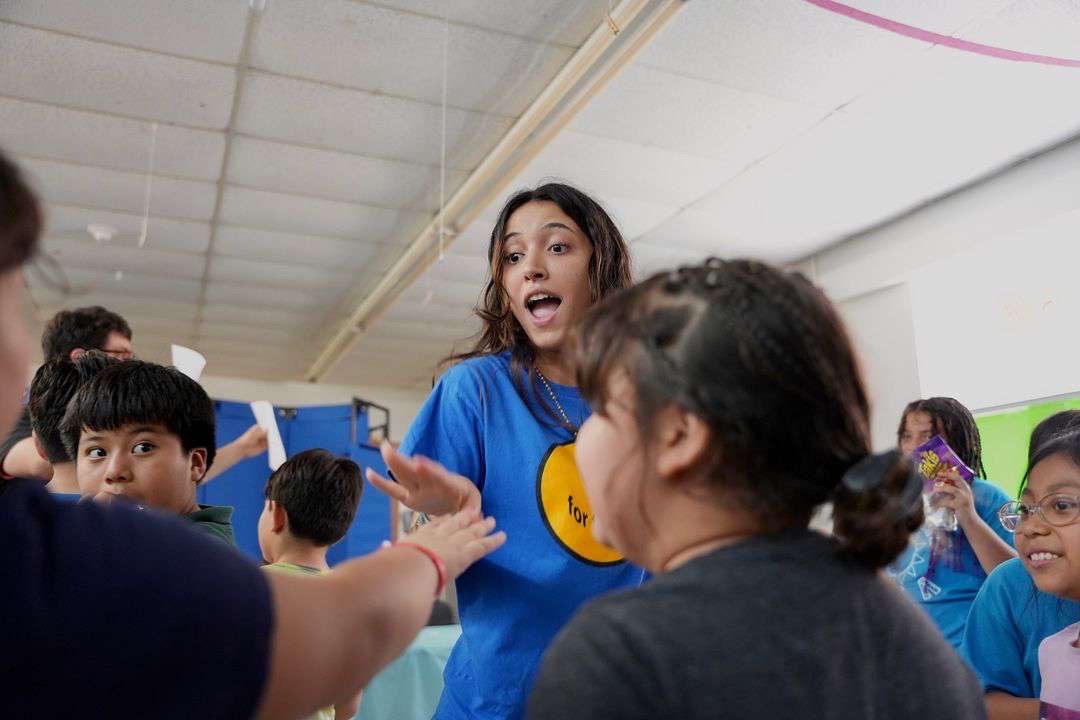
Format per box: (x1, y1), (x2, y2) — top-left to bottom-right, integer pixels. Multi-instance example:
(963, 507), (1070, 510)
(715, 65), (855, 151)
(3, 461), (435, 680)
(366, 441), (481, 517)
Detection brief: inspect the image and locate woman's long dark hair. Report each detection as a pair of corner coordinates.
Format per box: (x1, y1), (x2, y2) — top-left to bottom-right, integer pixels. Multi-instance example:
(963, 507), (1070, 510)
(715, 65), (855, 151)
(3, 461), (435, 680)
(446, 182), (632, 432)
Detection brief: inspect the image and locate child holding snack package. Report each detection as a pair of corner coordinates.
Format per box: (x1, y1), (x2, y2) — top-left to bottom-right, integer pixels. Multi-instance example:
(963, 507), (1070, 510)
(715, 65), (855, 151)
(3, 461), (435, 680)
(892, 398), (1016, 649)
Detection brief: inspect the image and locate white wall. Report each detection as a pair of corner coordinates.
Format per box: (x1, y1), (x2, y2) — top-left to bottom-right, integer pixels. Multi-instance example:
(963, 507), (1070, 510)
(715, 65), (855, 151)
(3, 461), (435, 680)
(807, 133), (1080, 414)
(837, 283), (920, 450)
(200, 374), (428, 441)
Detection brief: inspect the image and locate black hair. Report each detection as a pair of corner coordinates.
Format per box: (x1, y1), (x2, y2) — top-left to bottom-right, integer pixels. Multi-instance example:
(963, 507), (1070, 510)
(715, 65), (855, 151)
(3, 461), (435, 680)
(264, 448), (364, 546)
(1029, 410), (1080, 463)
(576, 258), (922, 569)
(897, 397), (987, 479)
(1020, 425), (1080, 497)
(60, 360), (216, 475)
(446, 182), (633, 433)
(41, 305), (133, 362)
(0, 149), (41, 273)
(29, 351), (118, 463)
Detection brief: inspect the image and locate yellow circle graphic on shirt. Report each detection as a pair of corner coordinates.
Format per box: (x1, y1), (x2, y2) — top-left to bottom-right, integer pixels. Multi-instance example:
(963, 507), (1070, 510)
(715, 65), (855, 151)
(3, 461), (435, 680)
(536, 442), (625, 566)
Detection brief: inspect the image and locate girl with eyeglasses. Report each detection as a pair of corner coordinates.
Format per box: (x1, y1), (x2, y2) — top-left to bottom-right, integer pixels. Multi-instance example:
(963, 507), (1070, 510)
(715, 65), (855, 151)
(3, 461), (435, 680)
(999, 428), (1080, 717)
(526, 259), (983, 720)
(962, 412), (1080, 720)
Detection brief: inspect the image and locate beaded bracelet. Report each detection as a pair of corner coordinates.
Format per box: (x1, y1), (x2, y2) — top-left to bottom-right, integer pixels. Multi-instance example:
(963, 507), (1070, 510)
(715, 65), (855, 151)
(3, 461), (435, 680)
(394, 541), (447, 597)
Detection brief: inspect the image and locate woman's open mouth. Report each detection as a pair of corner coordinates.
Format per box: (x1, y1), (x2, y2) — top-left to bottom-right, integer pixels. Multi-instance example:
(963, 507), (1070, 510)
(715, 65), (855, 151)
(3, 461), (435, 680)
(525, 292), (562, 326)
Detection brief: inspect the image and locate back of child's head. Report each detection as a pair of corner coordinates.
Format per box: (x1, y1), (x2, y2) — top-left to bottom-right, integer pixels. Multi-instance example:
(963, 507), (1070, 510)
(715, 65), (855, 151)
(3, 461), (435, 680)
(41, 306), (132, 362)
(1029, 411), (1080, 465)
(264, 449), (364, 547)
(897, 397), (986, 477)
(575, 258), (923, 569)
(60, 359), (216, 472)
(29, 351), (118, 463)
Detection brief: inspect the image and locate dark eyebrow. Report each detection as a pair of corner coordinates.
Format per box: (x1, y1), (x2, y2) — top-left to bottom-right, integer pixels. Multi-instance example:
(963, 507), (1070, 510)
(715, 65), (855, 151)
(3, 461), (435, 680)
(1043, 481), (1080, 495)
(502, 222), (575, 242)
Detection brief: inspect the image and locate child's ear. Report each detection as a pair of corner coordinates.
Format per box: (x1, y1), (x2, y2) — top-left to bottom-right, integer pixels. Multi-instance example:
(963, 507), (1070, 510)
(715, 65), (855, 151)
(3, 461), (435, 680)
(654, 405), (710, 483)
(270, 500), (287, 534)
(188, 448), (208, 484)
(31, 431), (48, 462)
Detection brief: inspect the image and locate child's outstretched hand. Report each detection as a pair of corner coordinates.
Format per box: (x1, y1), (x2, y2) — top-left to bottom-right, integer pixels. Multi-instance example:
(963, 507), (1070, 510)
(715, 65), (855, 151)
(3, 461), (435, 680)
(367, 441), (480, 517)
(405, 508), (506, 581)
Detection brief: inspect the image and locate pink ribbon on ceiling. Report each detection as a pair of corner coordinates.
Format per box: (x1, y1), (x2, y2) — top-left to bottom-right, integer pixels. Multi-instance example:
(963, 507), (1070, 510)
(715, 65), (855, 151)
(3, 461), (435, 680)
(803, 0), (1080, 69)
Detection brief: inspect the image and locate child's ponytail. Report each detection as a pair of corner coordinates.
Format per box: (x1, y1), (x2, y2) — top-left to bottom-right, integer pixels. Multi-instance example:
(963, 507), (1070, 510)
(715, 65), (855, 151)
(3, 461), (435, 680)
(831, 450), (924, 569)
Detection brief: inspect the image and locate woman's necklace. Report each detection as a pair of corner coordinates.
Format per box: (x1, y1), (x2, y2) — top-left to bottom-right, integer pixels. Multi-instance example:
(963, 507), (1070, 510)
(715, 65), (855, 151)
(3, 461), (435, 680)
(536, 368), (577, 436)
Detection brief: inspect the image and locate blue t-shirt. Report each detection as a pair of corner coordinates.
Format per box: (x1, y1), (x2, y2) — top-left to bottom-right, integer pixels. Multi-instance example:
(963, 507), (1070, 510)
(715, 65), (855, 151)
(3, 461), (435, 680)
(886, 479), (1013, 649)
(961, 558), (1080, 697)
(400, 353), (647, 720)
(0, 478), (272, 718)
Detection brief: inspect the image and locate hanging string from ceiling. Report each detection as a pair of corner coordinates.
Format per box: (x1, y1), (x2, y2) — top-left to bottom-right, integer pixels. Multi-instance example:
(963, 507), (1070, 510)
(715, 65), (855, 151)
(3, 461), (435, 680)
(138, 121), (158, 248)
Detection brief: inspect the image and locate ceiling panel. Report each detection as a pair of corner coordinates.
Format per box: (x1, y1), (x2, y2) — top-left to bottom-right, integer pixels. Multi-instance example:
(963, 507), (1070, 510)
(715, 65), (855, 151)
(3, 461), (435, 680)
(516, 129), (733, 207)
(963, 1), (1080, 58)
(251, 0), (573, 117)
(208, 255), (356, 293)
(235, 73), (515, 169)
(571, 63), (828, 165)
(228, 136), (467, 210)
(0, 98), (225, 181)
(200, 303), (315, 330)
(42, 237), (206, 280)
(0, 22), (235, 128)
(214, 225), (380, 270)
(31, 267), (205, 304)
(197, 320), (319, 346)
(374, 0), (609, 48)
(219, 185), (429, 243)
(634, 0), (954, 109)
(23, 157), (218, 221)
(629, 239), (706, 280)
(203, 281), (340, 313)
(44, 205), (211, 254)
(0, 0), (249, 64)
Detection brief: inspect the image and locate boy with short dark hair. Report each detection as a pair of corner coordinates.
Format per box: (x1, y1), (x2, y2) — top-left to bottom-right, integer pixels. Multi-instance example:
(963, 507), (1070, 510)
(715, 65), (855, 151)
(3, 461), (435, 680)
(60, 359), (236, 544)
(27, 351), (117, 499)
(259, 448), (366, 719)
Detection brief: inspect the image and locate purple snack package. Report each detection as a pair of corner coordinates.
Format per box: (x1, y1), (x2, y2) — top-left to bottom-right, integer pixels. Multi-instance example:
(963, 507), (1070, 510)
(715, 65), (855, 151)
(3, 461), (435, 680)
(912, 435), (975, 486)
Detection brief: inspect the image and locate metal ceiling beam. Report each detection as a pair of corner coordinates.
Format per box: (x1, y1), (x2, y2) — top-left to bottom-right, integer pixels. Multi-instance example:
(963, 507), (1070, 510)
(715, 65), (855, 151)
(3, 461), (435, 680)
(305, 0), (685, 382)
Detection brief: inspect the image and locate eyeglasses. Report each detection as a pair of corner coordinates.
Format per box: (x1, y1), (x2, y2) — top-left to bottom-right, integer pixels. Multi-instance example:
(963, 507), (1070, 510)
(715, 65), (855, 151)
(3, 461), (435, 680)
(102, 349), (135, 360)
(998, 494), (1080, 532)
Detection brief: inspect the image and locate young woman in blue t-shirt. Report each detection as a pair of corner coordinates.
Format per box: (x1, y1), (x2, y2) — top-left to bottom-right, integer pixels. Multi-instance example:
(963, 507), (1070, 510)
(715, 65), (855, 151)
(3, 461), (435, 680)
(891, 397), (1016, 648)
(368, 183), (645, 720)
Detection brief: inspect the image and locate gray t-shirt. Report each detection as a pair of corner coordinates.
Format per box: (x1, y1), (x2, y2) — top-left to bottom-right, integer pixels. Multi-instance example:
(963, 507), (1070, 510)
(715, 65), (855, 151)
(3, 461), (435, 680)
(528, 529), (985, 720)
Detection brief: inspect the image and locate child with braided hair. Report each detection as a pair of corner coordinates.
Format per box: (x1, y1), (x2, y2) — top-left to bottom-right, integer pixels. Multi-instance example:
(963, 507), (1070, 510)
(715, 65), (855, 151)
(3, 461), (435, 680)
(527, 258), (983, 720)
(892, 397), (1016, 649)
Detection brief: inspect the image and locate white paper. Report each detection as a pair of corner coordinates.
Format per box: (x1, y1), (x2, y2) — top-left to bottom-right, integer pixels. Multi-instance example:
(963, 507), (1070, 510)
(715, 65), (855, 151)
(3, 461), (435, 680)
(171, 344), (206, 383)
(250, 400), (286, 471)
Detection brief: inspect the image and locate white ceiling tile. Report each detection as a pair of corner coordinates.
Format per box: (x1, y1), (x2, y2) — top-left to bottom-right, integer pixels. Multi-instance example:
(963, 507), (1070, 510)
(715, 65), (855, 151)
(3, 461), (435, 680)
(380, 298), (475, 327)
(29, 267), (204, 304)
(197, 320), (318, 346)
(0, 98), (225, 181)
(45, 205), (211, 254)
(399, 277), (482, 308)
(22, 157), (217, 221)
(364, 317), (481, 344)
(33, 290), (200, 324)
(417, 252), (489, 285)
(43, 237), (206, 280)
(208, 255), (356, 292)
(962, 1), (1080, 59)
(235, 73), (514, 169)
(374, 0), (609, 47)
(219, 185), (429, 243)
(629, 239), (707, 280)
(252, 0), (573, 117)
(200, 303), (313, 330)
(635, 0), (941, 108)
(228, 136), (467, 209)
(0, 23), (235, 128)
(203, 281), (338, 312)
(0, 0), (249, 64)
(571, 64), (828, 164)
(637, 210), (796, 263)
(514, 130), (734, 207)
(214, 225), (380, 270)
